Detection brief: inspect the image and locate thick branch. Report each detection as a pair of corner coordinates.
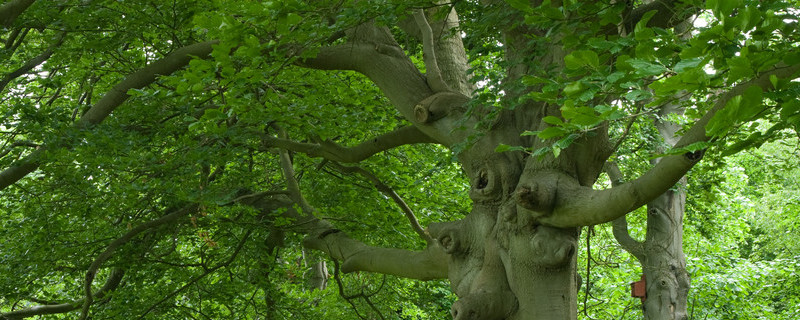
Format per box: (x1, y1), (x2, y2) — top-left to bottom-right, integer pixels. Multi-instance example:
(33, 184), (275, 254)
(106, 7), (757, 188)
(304, 231), (448, 280)
(0, 0), (35, 27)
(531, 63), (800, 228)
(261, 125), (435, 163)
(298, 23), (471, 144)
(0, 269), (124, 320)
(0, 41), (217, 191)
(261, 134), (448, 280)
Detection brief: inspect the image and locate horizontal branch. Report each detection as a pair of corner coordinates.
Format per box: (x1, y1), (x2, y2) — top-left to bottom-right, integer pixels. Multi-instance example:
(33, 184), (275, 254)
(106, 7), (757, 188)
(261, 125), (435, 163)
(0, 268), (124, 320)
(304, 231), (448, 280)
(0, 140), (38, 159)
(528, 62), (800, 228)
(0, 41), (217, 191)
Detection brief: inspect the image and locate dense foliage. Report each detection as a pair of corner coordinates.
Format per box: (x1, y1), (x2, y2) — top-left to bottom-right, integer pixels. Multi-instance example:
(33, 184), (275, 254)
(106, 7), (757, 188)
(1, 0), (799, 319)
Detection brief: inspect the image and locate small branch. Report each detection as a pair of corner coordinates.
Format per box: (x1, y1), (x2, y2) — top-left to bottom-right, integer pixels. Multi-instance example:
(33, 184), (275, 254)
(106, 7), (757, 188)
(0, 268), (124, 320)
(0, 31), (65, 94)
(274, 125), (314, 215)
(412, 9), (450, 93)
(136, 231), (251, 320)
(261, 125), (435, 163)
(0, 140), (38, 159)
(80, 205), (198, 320)
(328, 162), (434, 244)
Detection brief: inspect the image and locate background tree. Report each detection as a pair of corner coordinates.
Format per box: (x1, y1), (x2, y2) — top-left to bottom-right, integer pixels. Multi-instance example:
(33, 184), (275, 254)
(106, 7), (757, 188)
(1, 0), (799, 320)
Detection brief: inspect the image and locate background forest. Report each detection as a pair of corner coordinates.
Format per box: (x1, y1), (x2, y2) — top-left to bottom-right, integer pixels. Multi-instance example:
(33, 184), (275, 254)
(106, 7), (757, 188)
(1, 0), (799, 319)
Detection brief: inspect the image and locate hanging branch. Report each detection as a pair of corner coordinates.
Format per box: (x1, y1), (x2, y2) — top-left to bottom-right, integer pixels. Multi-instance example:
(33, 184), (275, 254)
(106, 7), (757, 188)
(328, 162), (434, 244)
(604, 161), (645, 261)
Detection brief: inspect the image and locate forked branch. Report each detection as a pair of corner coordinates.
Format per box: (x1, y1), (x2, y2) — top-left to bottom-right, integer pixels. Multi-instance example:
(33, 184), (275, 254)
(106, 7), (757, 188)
(413, 9), (450, 93)
(0, 268), (124, 320)
(526, 62), (800, 228)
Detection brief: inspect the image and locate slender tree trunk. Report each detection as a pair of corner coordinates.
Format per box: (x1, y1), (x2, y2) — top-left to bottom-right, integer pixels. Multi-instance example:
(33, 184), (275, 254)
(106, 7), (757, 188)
(612, 102), (691, 320)
(640, 184), (690, 320)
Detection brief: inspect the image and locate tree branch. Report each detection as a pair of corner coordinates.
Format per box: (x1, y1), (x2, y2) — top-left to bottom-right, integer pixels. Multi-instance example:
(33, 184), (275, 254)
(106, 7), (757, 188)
(0, 0), (35, 27)
(605, 162), (645, 260)
(328, 162), (434, 244)
(0, 41), (217, 191)
(261, 125), (435, 163)
(136, 231), (251, 320)
(258, 131), (448, 280)
(0, 140), (38, 159)
(0, 31), (65, 94)
(621, 0), (699, 33)
(413, 9), (450, 93)
(80, 205), (198, 320)
(0, 268), (124, 320)
(526, 62), (800, 228)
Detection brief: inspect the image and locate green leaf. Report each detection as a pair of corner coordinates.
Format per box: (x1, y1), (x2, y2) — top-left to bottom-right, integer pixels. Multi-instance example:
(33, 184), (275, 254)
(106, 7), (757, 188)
(674, 57), (704, 73)
(780, 100), (800, 120)
(542, 116), (564, 126)
(726, 56), (753, 83)
(628, 59), (667, 77)
(563, 81), (585, 97)
(504, 0), (533, 13)
(707, 96), (741, 137)
(564, 50), (600, 70)
(537, 126), (567, 140)
(495, 144), (525, 153)
(737, 86), (764, 122)
(634, 10), (658, 34)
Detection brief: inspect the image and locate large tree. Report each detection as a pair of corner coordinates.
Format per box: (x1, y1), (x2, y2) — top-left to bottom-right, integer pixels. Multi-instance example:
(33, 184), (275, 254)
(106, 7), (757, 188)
(1, 0), (799, 319)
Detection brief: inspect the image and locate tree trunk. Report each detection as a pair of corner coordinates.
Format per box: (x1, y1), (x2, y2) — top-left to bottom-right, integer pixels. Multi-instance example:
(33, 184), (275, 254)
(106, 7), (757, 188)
(641, 186), (690, 320)
(611, 102), (691, 320)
